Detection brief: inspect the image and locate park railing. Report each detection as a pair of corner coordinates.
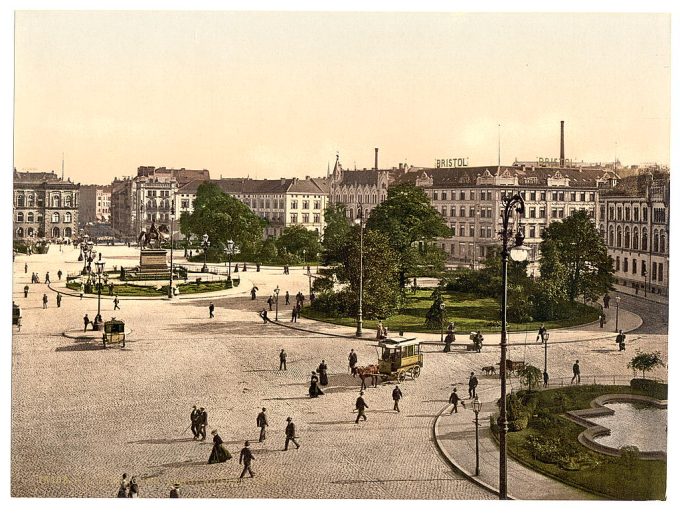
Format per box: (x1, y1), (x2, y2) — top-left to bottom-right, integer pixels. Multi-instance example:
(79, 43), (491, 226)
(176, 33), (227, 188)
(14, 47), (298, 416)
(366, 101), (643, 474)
(510, 374), (667, 393)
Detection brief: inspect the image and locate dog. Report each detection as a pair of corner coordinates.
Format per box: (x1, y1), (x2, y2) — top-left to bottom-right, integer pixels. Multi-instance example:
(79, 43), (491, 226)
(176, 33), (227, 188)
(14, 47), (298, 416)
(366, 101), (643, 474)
(482, 365), (496, 375)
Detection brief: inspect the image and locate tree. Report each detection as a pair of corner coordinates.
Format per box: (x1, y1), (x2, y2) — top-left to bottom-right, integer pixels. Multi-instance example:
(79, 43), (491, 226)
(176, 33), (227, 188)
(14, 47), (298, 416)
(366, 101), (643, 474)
(628, 351), (665, 379)
(539, 211), (614, 302)
(275, 225), (322, 262)
(517, 365), (542, 391)
(181, 183), (266, 257)
(366, 184), (451, 288)
(424, 287), (447, 331)
(321, 203), (352, 264)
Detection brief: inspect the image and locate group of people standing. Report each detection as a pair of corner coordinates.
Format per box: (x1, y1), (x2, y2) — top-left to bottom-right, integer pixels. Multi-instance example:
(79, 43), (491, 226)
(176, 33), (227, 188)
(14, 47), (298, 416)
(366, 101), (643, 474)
(116, 473), (139, 498)
(308, 360), (329, 398)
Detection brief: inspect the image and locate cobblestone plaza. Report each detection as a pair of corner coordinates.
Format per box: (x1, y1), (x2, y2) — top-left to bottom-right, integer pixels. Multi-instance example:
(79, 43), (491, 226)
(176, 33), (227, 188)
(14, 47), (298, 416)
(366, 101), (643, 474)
(10, 245), (668, 500)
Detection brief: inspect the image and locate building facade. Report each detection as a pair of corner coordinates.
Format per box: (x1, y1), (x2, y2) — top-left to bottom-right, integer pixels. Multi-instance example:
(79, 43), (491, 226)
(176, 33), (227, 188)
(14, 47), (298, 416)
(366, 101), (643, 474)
(79, 185), (112, 225)
(13, 170), (80, 240)
(599, 173), (670, 295)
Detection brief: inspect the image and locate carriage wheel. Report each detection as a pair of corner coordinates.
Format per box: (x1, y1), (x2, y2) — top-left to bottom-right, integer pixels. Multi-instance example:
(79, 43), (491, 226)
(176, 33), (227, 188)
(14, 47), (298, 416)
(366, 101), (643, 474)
(397, 371), (406, 382)
(412, 366), (421, 378)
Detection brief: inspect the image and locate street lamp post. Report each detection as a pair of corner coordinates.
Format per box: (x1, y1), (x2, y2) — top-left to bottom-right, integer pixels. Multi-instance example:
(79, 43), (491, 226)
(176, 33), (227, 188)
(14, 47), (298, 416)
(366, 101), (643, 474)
(95, 258), (106, 330)
(201, 234), (210, 273)
(543, 332), (550, 379)
(498, 193), (529, 500)
(642, 268), (647, 297)
(225, 239), (235, 282)
(168, 208), (175, 299)
(307, 268), (313, 298)
(274, 285), (280, 321)
(439, 302), (446, 342)
(355, 204), (365, 337)
(472, 397), (482, 476)
(615, 296), (621, 332)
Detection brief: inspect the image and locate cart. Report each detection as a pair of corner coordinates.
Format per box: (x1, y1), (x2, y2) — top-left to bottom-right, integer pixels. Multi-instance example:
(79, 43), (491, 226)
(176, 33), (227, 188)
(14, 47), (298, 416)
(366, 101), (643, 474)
(102, 318), (126, 348)
(377, 337), (423, 382)
(12, 303), (22, 332)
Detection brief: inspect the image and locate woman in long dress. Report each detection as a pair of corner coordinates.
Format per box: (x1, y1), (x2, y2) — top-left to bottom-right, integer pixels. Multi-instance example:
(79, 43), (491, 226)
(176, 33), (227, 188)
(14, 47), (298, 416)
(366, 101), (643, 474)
(317, 360), (329, 386)
(208, 430), (232, 464)
(308, 371), (324, 398)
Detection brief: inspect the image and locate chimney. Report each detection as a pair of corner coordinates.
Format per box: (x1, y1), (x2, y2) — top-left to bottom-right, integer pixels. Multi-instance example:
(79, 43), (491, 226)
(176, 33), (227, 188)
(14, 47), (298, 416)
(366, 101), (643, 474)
(560, 121), (565, 167)
(374, 148), (379, 170)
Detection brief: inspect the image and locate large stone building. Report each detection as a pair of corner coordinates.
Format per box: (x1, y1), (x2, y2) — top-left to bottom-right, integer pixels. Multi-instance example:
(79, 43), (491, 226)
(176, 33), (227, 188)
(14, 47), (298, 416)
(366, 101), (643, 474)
(13, 170), (80, 240)
(599, 172), (670, 295)
(177, 176), (330, 239)
(110, 167), (209, 239)
(79, 184), (112, 225)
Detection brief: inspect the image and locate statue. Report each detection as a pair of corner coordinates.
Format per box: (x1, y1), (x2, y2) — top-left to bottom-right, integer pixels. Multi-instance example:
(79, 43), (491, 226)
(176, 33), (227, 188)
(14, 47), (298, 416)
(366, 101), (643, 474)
(138, 221), (162, 249)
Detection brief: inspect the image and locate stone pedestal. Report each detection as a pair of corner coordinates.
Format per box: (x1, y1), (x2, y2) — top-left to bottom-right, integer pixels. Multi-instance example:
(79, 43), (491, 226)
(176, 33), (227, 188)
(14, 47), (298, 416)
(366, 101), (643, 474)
(140, 249), (168, 271)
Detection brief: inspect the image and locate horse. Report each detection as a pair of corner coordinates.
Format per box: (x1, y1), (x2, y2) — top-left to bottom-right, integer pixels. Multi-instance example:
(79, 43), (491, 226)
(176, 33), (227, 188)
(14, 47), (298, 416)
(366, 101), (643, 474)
(355, 365), (380, 390)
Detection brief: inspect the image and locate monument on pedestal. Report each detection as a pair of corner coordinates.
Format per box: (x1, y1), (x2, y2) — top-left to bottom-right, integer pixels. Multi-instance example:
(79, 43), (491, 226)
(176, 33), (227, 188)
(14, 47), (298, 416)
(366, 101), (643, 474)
(137, 221), (170, 278)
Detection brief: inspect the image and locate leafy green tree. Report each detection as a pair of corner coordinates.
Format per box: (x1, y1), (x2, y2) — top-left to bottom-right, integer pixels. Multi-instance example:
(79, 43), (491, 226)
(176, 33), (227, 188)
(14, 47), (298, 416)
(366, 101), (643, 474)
(628, 351), (665, 379)
(424, 287), (448, 331)
(181, 183), (266, 258)
(539, 211), (614, 302)
(518, 365), (542, 391)
(258, 238), (278, 263)
(275, 225), (322, 262)
(321, 203), (351, 264)
(366, 183), (451, 288)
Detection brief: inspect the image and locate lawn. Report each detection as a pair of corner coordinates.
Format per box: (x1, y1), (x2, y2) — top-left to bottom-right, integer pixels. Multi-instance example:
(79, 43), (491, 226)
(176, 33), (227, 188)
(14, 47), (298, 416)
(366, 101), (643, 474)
(302, 290), (600, 334)
(65, 279), (239, 296)
(503, 385), (667, 500)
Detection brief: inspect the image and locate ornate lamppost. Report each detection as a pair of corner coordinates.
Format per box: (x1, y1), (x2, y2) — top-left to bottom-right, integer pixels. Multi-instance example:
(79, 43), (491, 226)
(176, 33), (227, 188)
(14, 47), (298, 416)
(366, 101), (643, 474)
(274, 285), (280, 321)
(472, 397), (482, 476)
(94, 258), (106, 330)
(168, 208), (175, 298)
(354, 203), (365, 337)
(439, 301), (446, 342)
(615, 295), (621, 332)
(225, 239), (235, 281)
(201, 234), (210, 273)
(498, 193), (530, 500)
(543, 332), (550, 382)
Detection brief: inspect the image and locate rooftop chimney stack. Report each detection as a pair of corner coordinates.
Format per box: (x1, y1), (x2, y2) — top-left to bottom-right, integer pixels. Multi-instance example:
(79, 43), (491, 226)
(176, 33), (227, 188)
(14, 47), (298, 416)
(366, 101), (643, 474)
(374, 148), (379, 170)
(560, 121), (565, 167)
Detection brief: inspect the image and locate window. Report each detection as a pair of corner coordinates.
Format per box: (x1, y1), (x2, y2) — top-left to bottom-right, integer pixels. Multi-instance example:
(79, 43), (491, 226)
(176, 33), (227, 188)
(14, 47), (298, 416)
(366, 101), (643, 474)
(433, 192), (439, 200)
(27, 212), (34, 222)
(625, 207), (630, 221)
(291, 200), (298, 209)
(451, 207), (456, 217)
(27, 195), (34, 207)
(470, 226), (475, 237)
(181, 200), (189, 209)
(302, 201), (309, 210)
(17, 195), (25, 207)
(460, 225), (465, 237)
(302, 213), (309, 223)
(643, 207), (648, 222)
(51, 212), (60, 223)
(450, 225), (456, 236)
(633, 227), (639, 250)
(64, 212), (72, 223)
(616, 226), (622, 247)
(642, 261), (647, 277)
(551, 191), (558, 201)
(589, 193), (595, 202)
(632, 259), (637, 275)
(314, 200), (321, 210)
(441, 206), (447, 217)
(470, 191), (475, 200)
(616, 256), (620, 271)
(633, 207), (639, 222)
(653, 230), (659, 252)
(469, 207), (476, 217)
(608, 226), (614, 246)
(570, 192), (577, 202)
(540, 191), (546, 201)
(580, 192), (586, 201)
(530, 191), (536, 201)
(642, 228), (648, 251)
(529, 226), (536, 238)
(600, 205), (605, 219)
(460, 207), (466, 217)
(441, 192), (447, 200)
(17, 212), (24, 222)
(558, 208), (565, 218)
(459, 191), (465, 200)
(609, 206), (615, 219)
(659, 263), (664, 283)
(480, 209), (486, 218)
(290, 213), (298, 223)
(624, 226), (630, 248)
(623, 258), (628, 273)
(551, 208), (557, 218)
(652, 262), (657, 281)
(617, 207), (622, 220)
(313, 213), (320, 223)
(539, 208), (546, 218)
(265, 199), (271, 209)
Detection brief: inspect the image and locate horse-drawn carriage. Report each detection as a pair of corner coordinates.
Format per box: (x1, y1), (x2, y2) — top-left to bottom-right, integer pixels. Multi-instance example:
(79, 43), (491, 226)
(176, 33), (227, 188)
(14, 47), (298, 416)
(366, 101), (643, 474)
(357, 337), (423, 387)
(102, 318), (126, 348)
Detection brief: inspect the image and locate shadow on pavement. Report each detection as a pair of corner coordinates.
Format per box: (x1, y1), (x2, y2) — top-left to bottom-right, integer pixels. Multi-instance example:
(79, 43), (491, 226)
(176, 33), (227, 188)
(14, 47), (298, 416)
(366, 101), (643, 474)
(55, 343), (105, 351)
(129, 437), (196, 445)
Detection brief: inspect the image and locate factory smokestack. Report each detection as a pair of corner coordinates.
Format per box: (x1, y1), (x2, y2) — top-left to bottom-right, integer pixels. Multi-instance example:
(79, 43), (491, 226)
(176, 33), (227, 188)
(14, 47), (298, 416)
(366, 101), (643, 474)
(560, 121), (565, 167)
(374, 148), (379, 170)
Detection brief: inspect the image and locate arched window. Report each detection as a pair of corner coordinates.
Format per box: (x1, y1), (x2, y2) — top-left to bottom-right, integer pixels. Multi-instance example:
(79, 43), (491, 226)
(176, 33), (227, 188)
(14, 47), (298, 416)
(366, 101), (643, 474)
(64, 227), (72, 238)
(147, 200), (153, 209)
(51, 212), (60, 223)
(64, 212), (72, 223)
(27, 194), (34, 207)
(37, 213), (43, 224)
(27, 212), (34, 222)
(616, 226), (622, 247)
(17, 227), (24, 238)
(64, 195), (72, 207)
(52, 195), (60, 208)
(660, 233), (666, 253)
(27, 227), (34, 237)
(17, 194), (24, 207)
(633, 227), (639, 250)
(349, 208), (354, 220)
(608, 226), (614, 246)
(624, 226), (630, 249)
(653, 230), (659, 252)
(17, 212), (24, 222)
(599, 224), (605, 239)
(52, 227), (60, 238)
(615, 256), (620, 271)
(642, 228), (648, 251)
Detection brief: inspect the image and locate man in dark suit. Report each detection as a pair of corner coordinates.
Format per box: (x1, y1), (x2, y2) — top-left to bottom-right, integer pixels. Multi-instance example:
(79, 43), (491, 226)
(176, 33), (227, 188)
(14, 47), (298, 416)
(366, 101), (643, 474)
(239, 441), (255, 480)
(169, 483), (180, 498)
(256, 408), (268, 442)
(279, 349), (287, 371)
(190, 405), (200, 439)
(284, 417), (300, 450)
(355, 391), (368, 423)
(198, 407), (208, 440)
(392, 385), (403, 413)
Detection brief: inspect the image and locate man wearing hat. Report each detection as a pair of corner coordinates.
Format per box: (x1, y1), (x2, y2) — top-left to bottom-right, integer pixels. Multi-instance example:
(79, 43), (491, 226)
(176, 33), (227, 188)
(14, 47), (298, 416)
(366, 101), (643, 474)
(169, 483), (180, 498)
(198, 407), (208, 441)
(256, 407), (268, 442)
(239, 441), (255, 480)
(355, 391), (369, 423)
(190, 405), (200, 439)
(284, 417), (300, 450)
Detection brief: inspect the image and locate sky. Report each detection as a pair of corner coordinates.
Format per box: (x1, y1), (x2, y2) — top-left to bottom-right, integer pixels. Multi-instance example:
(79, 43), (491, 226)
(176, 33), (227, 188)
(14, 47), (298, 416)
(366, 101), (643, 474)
(12, 9), (671, 185)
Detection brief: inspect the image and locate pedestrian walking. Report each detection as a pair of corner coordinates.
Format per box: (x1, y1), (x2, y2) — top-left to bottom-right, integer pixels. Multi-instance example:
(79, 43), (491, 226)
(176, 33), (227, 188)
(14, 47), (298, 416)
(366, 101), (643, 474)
(571, 360), (581, 384)
(616, 330), (627, 351)
(24, 263), (28, 274)
(308, 371), (324, 398)
(599, 313), (606, 328)
(256, 407), (268, 442)
(448, 387), (461, 414)
(128, 476), (139, 498)
(23, 285), (29, 298)
(468, 372), (479, 399)
(117, 473), (129, 498)
(348, 349), (358, 375)
(209, 302), (215, 318)
(291, 305), (298, 323)
(251, 286), (258, 300)
(57, 269), (63, 281)
(603, 293), (611, 309)
(113, 295), (120, 310)
(83, 314), (90, 332)
(354, 391), (368, 423)
(536, 324), (547, 343)
(42, 294), (48, 309)
(190, 405), (200, 439)
(392, 385), (403, 413)
(279, 349), (287, 370)
(239, 441), (255, 479)
(543, 371), (549, 388)
(260, 308), (269, 324)
(169, 483), (180, 498)
(56, 292), (62, 308)
(198, 407), (208, 440)
(208, 429), (232, 463)
(45, 272), (50, 284)
(285, 291), (290, 305)
(317, 359), (328, 386)
(267, 295), (273, 311)
(284, 417), (300, 450)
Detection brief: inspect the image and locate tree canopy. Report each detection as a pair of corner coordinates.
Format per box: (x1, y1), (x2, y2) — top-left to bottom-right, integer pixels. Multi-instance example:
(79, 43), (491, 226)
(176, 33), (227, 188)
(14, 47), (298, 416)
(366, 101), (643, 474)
(321, 203), (351, 264)
(275, 225), (322, 262)
(179, 182), (266, 255)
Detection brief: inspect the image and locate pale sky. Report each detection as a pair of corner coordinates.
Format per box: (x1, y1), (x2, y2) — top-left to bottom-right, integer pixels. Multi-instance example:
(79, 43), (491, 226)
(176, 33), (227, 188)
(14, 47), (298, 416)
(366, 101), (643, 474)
(13, 10), (671, 184)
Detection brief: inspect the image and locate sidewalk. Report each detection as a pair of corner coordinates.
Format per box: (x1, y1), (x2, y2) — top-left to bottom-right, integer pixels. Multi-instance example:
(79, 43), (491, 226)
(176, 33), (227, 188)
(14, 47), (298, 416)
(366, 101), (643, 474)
(612, 283), (668, 305)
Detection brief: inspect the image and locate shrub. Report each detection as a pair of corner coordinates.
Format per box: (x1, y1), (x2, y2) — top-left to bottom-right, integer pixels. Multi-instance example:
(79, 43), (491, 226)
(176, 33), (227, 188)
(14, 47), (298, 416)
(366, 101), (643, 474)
(619, 446), (641, 469)
(630, 378), (667, 400)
